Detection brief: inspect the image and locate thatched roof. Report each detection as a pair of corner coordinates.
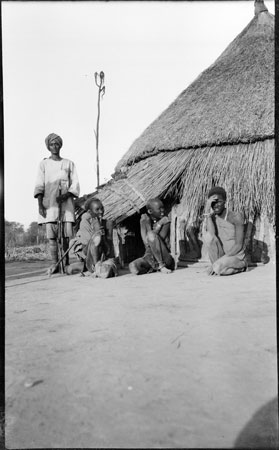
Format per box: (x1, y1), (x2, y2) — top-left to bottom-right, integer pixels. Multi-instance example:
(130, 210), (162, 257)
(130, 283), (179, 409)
(76, 138), (274, 223)
(115, 3), (274, 171)
(77, 1), (274, 225)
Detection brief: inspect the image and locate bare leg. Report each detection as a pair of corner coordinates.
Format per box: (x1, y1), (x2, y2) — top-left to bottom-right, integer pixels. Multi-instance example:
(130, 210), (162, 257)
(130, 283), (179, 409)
(213, 255), (247, 276)
(65, 261), (84, 275)
(147, 231), (175, 273)
(85, 234), (103, 272)
(202, 234), (225, 274)
(129, 258), (152, 275)
(204, 235), (225, 264)
(48, 238), (59, 274)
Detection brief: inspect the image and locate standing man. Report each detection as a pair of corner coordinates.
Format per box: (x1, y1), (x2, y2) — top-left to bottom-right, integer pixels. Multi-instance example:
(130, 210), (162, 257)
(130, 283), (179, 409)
(129, 197), (175, 275)
(34, 133), (80, 273)
(202, 186), (247, 275)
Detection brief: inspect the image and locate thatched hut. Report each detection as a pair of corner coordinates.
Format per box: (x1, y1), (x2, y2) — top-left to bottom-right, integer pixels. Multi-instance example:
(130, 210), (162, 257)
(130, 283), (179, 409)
(77, 0), (274, 265)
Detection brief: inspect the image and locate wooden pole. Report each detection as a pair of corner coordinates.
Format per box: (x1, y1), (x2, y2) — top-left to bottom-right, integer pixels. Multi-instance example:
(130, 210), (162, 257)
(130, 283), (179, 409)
(94, 71), (105, 187)
(254, 0), (268, 15)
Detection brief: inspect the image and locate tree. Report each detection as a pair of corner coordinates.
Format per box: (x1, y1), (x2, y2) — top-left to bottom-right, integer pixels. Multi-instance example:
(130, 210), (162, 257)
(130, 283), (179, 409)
(26, 221), (39, 245)
(5, 219), (47, 248)
(25, 221), (47, 245)
(5, 220), (25, 248)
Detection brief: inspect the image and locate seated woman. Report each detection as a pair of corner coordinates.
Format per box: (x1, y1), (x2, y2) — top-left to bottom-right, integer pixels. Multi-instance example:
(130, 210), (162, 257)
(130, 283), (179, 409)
(67, 197), (114, 276)
(202, 186), (247, 276)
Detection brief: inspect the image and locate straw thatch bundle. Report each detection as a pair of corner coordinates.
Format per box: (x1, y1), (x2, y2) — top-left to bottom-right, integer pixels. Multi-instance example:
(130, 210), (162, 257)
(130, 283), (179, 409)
(79, 0), (274, 229)
(179, 139), (274, 225)
(79, 151), (194, 222)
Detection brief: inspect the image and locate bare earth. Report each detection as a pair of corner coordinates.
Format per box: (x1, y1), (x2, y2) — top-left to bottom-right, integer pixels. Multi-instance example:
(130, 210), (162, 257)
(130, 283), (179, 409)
(5, 263), (277, 448)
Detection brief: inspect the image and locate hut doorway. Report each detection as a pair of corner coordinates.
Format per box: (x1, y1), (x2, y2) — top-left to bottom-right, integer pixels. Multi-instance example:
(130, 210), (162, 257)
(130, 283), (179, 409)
(113, 214), (145, 267)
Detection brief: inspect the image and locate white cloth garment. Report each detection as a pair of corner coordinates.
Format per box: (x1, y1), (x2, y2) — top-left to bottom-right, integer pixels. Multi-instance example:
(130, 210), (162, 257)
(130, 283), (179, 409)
(34, 158), (80, 224)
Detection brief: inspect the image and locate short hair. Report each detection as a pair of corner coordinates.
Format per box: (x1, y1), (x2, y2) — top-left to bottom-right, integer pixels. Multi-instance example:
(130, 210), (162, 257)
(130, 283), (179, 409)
(146, 197), (162, 210)
(84, 196), (103, 211)
(208, 186), (227, 201)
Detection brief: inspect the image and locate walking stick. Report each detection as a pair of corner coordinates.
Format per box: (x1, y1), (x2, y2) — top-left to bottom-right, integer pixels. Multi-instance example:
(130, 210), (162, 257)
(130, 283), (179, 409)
(48, 239), (77, 277)
(57, 185), (65, 274)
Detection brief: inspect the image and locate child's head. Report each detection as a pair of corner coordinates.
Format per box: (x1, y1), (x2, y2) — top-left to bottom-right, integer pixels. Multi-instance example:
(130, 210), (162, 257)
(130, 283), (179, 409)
(146, 198), (165, 220)
(86, 198), (104, 218)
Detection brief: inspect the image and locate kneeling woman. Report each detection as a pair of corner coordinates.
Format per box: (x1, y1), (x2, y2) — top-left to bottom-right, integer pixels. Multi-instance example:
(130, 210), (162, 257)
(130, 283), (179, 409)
(202, 187), (247, 276)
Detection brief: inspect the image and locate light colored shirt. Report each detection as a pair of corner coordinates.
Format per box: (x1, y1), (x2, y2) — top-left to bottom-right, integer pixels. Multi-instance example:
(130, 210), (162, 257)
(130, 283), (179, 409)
(34, 158), (80, 224)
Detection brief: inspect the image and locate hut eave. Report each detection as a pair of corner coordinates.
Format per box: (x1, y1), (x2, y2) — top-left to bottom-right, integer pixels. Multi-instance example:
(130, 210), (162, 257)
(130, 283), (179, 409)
(115, 133), (274, 173)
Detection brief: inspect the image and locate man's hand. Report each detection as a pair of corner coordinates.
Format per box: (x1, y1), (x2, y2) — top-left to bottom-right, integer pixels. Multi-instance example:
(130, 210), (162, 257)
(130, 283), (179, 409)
(37, 194), (46, 218)
(39, 205), (46, 218)
(56, 192), (72, 204)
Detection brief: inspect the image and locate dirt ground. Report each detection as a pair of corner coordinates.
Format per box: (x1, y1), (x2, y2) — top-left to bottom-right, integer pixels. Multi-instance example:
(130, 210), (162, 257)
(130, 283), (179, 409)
(5, 258), (76, 279)
(5, 261), (278, 449)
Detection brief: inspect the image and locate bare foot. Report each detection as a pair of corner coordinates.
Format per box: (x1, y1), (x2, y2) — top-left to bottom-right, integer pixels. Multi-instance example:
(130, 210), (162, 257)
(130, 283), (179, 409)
(207, 265), (215, 275)
(159, 266), (172, 274)
(80, 271), (93, 277)
(46, 264), (59, 276)
(65, 262), (84, 275)
(129, 262), (139, 275)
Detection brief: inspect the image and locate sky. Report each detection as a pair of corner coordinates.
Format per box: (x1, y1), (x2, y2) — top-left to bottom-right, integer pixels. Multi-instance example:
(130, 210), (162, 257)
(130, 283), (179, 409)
(3, 0), (275, 229)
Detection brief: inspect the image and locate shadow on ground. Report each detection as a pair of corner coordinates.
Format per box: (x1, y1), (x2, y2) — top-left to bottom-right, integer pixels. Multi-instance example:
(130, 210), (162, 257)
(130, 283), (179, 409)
(234, 397), (278, 448)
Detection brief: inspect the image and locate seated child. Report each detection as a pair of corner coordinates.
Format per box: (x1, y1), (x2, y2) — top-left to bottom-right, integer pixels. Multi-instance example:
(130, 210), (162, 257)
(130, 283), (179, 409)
(129, 197), (175, 275)
(67, 197), (114, 275)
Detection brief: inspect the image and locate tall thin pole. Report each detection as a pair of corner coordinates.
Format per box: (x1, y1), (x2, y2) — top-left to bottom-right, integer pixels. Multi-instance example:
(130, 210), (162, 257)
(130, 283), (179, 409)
(94, 71), (105, 187)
